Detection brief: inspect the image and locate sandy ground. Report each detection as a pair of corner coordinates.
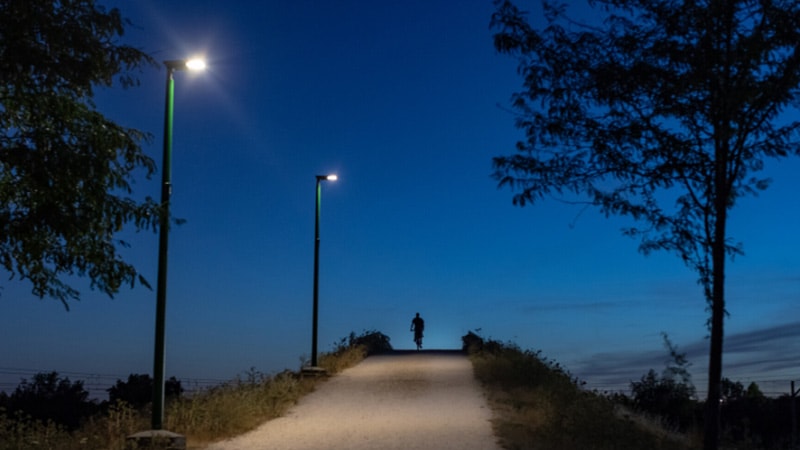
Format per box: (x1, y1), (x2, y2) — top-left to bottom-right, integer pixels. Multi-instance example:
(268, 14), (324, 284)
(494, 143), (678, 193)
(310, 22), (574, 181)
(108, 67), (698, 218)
(204, 350), (501, 450)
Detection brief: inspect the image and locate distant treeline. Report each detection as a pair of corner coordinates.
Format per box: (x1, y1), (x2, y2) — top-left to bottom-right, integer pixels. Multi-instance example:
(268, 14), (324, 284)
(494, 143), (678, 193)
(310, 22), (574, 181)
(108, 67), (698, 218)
(0, 371), (183, 431)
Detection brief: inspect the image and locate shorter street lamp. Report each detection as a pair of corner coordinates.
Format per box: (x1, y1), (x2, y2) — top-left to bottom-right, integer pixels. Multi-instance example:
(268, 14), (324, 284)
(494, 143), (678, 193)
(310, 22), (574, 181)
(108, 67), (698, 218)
(310, 174), (337, 369)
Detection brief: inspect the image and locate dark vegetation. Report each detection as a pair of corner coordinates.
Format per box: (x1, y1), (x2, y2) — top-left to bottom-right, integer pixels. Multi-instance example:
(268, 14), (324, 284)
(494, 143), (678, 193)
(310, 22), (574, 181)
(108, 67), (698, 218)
(107, 374), (183, 410)
(0, 372), (184, 432)
(0, 330), (391, 450)
(0, 372), (98, 431)
(345, 329), (393, 354)
(464, 331), (800, 450)
(464, 331), (691, 449)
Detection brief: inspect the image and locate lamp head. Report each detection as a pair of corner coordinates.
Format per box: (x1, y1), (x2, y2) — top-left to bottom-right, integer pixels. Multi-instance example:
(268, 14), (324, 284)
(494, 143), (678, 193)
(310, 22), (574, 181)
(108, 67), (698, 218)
(164, 58), (207, 72)
(317, 174), (338, 181)
(186, 58), (207, 71)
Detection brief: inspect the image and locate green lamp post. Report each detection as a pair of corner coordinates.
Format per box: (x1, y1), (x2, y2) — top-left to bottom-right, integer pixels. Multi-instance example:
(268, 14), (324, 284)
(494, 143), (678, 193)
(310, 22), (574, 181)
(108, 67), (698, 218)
(152, 58), (206, 430)
(311, 174), (337, 368)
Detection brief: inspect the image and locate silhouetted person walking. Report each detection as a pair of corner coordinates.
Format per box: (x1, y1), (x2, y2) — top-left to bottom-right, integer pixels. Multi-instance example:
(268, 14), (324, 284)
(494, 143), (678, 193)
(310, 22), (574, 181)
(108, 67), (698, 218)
(411, 312), (425, 350)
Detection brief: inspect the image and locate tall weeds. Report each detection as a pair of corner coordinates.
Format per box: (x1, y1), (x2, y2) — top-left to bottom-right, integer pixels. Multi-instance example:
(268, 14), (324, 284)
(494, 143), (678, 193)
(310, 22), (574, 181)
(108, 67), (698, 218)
(464, 333), (697, 450)
(167, 369), (315, 446)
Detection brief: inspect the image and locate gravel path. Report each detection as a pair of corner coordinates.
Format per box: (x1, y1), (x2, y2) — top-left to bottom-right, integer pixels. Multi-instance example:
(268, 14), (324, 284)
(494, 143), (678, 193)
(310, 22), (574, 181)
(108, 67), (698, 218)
(204, 350), (501, 450)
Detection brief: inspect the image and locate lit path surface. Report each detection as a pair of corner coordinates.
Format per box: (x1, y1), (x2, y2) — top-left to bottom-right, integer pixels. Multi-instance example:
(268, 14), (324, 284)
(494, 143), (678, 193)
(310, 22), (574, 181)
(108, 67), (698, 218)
(204, 350), (500, 450)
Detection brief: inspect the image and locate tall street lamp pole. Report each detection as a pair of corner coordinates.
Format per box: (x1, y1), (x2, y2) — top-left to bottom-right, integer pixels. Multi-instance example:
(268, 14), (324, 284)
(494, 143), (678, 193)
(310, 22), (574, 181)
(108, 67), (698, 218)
(152, 58), (205, 431)
(311, 174), (337, 368)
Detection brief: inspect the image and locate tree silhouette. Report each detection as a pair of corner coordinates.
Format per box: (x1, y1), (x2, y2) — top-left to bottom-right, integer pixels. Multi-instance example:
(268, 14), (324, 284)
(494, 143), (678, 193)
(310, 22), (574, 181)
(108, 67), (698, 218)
(490, 1), (800, 448)
(630, 335), (697, 431)
(107, 373), (183, 409)
(5, 371), (96, 430)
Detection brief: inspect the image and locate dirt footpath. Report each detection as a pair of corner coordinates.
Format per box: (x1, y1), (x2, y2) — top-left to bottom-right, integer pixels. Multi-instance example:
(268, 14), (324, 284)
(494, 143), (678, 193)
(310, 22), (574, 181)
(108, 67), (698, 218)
(204, 350), (501, 450)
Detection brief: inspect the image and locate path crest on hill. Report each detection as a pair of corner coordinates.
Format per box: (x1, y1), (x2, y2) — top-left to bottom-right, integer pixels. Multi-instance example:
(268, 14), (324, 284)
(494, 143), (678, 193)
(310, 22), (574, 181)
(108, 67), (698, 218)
(205, 350), (501, 450)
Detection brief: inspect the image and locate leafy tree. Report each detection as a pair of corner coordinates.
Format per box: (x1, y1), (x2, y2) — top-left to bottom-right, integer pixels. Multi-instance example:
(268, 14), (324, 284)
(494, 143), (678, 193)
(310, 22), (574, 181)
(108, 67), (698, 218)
(490, 1), (800, 448)
(348, 330), (393, 355)
(631, 369), (697, 431)
(720, 377), (744, 403)
(5, 371), (96, 430)
(107, 373), (183, 409)
(718, 380), (787, 447)
(0, 0), (159, 308)
(630, 334), (697, 430)
(745, 381), (765, 400)
(661, 333), (694, 394)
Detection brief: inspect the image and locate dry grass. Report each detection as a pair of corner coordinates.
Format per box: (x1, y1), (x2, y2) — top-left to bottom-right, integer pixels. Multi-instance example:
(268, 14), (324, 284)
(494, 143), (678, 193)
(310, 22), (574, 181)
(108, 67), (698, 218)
(172, 337), (375, 449)
(171, 370), (317, 448)
(0, 402), (151, 450)
(467, 338), (699, 450)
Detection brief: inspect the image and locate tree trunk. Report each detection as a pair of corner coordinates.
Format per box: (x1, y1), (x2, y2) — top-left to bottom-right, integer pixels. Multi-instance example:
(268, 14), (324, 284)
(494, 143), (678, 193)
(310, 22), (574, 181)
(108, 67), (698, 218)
(704, 133), (730, 450)
(704, 253), (725, 450)
(704, 197), (727, 449)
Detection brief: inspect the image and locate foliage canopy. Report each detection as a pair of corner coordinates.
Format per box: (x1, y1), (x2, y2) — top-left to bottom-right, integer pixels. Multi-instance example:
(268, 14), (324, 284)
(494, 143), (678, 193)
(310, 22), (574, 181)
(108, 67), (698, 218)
(492, 0), (800, 269)
(107, 374), (183, 410)
(0, 0), (159, 307)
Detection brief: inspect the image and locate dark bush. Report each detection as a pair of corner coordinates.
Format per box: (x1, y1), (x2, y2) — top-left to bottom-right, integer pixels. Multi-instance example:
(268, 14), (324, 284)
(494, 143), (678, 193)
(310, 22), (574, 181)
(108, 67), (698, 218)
(4, 371), (97, 430)
(718, 384), (795, 449)
(461, 331), (484, 354)
(630, 369), (698, 431)
(107, 374), (183, 409)
(348, 330), (392, 355)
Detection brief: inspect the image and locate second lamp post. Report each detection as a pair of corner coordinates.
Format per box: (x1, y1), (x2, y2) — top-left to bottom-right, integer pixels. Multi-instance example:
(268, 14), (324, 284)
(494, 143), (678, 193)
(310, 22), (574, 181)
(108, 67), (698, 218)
(310, 174), (337, 368)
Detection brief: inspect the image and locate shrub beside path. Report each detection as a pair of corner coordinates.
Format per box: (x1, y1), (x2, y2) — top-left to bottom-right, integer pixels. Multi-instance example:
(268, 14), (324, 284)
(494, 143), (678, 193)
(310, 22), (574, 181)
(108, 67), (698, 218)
(204, 350), (501, 450)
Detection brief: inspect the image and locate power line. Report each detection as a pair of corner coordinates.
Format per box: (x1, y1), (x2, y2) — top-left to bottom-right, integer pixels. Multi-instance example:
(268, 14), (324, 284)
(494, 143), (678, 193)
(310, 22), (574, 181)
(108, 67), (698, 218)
(0, 367), (231, 399)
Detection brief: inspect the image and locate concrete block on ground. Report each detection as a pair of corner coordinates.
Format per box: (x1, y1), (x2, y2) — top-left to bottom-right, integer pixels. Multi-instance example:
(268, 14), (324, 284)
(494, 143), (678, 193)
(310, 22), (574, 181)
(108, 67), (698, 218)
(126, 429), (186, 450)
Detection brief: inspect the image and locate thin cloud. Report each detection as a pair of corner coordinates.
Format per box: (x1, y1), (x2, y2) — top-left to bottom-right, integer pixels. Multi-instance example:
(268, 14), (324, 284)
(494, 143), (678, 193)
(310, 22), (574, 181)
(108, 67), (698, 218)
(571, 320), (800, 393)
(725, 322), (800, 352)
